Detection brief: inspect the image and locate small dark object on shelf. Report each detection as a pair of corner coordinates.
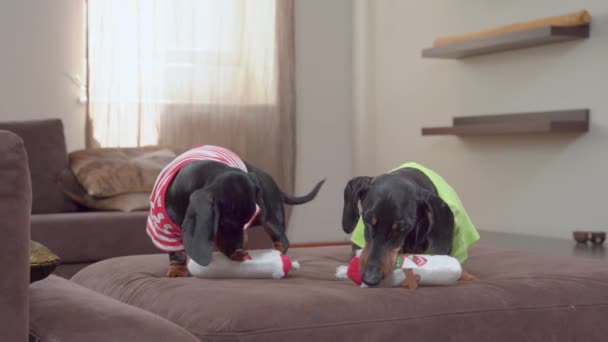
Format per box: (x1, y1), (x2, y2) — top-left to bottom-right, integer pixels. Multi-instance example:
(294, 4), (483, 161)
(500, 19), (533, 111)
(590, 232), (606, 245)
(573, 231), (590, 244)
(572, 231), (606, 245)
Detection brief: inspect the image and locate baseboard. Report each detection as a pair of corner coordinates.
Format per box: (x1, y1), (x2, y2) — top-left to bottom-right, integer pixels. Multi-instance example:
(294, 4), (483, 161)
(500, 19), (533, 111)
(290, 241), (351, 248)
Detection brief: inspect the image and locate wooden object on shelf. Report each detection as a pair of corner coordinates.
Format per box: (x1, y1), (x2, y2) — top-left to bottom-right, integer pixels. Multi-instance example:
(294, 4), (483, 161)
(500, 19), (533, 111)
(421, 109), (589, 136)
(422, 25), (589, 59)
(432, 10), (590, 47)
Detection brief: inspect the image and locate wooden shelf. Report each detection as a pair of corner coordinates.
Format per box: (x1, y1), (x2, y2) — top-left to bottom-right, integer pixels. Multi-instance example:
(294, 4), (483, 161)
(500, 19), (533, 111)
(422, 25), (589, 59)
(421, 109), (589, 136)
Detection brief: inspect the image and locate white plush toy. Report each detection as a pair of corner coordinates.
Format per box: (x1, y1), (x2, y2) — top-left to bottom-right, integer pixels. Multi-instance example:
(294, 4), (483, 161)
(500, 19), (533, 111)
(188, 249), (300, 280)
(336, 249), (461, 289)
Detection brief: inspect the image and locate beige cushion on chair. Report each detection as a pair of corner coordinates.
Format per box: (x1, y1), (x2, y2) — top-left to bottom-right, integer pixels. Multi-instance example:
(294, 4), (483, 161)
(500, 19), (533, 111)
(58, 169), (150, 212)
(69, 147), (175, 197)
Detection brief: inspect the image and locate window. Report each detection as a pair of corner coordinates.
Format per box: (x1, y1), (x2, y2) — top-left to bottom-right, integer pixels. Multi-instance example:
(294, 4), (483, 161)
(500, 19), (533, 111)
(87, 0), (281, 146)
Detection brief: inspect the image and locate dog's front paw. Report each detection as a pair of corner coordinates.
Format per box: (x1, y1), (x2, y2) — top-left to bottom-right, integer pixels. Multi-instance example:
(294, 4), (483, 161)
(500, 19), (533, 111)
(273, 241), (285, 253)
(401, 269), (421, 290)
(167, 264), (190, 277)
(459, 269), (477, 281)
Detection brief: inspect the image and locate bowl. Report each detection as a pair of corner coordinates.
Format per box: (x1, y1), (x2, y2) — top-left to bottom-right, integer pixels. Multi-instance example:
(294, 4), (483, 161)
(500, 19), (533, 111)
(573, 231), (590, 244)
(590, 232), (606, 245)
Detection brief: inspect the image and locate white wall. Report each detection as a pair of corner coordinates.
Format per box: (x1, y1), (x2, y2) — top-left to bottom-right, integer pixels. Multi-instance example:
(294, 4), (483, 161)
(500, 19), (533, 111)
(352, 0), (377, 176)
(288, 0), (354, 243)
(0, 0), (354, 243)
(362, 0), (608, 239)
(0, 0), (86, 151)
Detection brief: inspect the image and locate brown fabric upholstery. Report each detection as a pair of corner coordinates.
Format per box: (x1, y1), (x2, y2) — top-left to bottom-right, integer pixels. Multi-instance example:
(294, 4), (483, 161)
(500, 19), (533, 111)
(0, 130), (31, 342)
(53, 263), (92, 279)
(0, 119), (78, 213)
(31, 212), (273, 264)
(72, 245), (608, 342)
(30, 275), (199, 342)
(30, 211), (155, 263)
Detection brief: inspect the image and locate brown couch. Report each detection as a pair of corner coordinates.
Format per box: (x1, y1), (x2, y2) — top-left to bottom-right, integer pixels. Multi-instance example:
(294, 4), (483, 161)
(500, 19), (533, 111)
(0, 130), (199, 341)
(0, 119), (158, 277)
(4, 122), (608, 341)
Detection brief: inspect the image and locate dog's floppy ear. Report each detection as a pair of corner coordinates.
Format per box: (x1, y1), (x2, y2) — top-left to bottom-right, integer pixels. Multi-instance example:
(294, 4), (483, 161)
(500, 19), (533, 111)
(416, 190), (454, 255)
(342, 176), (372, 234)
(181, 189), (219, 266)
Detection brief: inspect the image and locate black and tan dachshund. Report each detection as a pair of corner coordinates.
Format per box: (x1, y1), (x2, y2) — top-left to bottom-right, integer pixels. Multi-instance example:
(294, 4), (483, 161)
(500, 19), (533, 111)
(164, 160), (324, 277)
(342, 167), (476, 286)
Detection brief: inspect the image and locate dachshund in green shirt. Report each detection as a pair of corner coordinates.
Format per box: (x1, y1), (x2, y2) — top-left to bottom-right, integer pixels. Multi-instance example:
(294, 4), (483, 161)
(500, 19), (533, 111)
(343, 162), (479, 286)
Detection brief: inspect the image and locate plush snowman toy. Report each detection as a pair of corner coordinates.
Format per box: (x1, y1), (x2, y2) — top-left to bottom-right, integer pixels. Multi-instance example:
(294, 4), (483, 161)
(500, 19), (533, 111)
(188, 249), (300, 280)
(336, 250), (462, 289)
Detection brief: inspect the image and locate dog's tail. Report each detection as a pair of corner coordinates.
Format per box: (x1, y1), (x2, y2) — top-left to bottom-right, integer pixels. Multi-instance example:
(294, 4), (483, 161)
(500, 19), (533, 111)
(281, 179), (325, 205)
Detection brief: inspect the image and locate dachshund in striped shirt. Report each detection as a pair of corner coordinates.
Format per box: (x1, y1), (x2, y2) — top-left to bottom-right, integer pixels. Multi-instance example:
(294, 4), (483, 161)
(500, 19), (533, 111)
(147, 145), (324, 277)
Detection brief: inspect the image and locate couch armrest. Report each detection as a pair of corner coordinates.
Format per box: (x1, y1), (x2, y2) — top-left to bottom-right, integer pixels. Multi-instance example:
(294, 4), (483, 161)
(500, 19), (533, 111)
(0, 130), (32, 342)
(31, 211), (155, 264)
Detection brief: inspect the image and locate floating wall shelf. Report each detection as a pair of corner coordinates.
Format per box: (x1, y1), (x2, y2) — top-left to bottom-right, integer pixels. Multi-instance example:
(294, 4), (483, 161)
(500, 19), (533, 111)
(422, 25), (589, 59)
(421, 109), (589, 137)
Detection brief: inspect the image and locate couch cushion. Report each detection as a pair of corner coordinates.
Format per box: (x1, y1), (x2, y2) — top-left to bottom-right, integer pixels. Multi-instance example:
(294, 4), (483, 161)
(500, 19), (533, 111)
(72, 244), (608, 342)
(30, 212), (273, 264)
(69, 147), (175, 197)
(30, 275), (198, 342)
(0, 119), (77, 213)
(54, 263), (92, 279)
(58, 169), (150, 212)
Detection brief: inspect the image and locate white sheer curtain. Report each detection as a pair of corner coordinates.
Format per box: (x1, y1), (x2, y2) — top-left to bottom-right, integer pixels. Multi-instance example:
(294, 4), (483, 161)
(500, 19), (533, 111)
(86, 0), (295, 194)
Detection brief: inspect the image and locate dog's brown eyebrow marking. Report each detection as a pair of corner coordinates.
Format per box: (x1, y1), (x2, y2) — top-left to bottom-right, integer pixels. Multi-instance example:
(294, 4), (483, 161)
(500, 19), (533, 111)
(371, 215), (378, 226)
(392, 223), (398, 231)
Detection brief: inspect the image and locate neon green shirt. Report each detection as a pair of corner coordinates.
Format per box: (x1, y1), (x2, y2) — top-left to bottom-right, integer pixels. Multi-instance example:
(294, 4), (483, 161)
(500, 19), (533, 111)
(351, 162), (479, 263)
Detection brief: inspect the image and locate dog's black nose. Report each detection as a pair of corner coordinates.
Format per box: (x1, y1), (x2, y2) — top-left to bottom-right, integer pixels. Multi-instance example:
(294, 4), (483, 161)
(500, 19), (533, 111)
(362, 267), (383, 286)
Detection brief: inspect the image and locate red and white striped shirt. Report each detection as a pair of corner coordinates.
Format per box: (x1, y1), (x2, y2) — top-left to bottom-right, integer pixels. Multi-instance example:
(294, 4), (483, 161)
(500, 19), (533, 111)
(146, 145), (261, 252)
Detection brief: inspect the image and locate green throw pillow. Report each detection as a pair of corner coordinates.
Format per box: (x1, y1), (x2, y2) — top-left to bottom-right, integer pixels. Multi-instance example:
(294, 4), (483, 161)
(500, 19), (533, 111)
(30, 241), (61, 283)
